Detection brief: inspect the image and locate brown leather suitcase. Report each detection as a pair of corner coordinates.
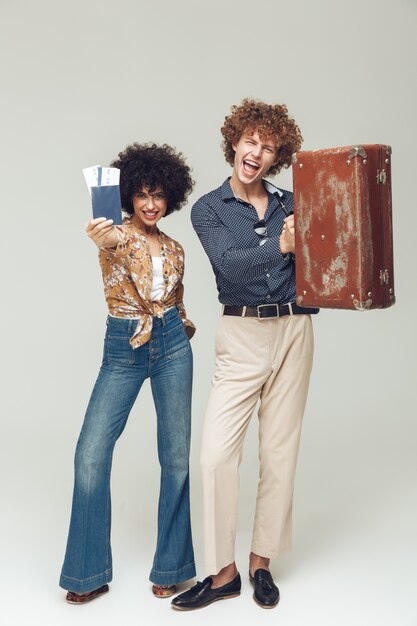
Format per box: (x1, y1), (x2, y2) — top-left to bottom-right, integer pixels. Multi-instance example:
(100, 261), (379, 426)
(292, 144), (395, 310)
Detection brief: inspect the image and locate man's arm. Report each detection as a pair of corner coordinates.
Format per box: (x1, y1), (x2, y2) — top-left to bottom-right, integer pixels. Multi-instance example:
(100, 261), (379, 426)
(191, 199), (290, 285)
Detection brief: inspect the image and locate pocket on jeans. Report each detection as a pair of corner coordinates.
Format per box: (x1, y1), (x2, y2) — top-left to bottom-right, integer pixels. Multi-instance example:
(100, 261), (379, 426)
(167, 343), (191, 361)
(163, 320), (184, 336)
(104, 336), (135, 365)
(163, 323), (190, 360)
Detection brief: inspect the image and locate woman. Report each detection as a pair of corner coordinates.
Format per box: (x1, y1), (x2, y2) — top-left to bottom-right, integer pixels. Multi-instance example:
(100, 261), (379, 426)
(59, 143), (196, 603)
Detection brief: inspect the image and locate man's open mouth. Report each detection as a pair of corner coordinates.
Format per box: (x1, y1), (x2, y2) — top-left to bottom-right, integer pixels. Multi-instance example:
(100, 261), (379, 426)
(242, 159), (260, 175)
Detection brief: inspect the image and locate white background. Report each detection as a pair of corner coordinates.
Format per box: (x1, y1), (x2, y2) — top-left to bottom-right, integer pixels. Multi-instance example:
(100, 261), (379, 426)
(1, 1), (416, 625)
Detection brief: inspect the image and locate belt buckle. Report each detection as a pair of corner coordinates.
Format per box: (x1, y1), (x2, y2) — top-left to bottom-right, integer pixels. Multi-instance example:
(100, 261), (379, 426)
(257, 304), (279, 319)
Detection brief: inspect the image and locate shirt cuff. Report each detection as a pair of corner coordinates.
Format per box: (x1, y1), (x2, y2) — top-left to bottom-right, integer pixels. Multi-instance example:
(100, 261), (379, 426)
(258, 235), (285, 262)
(100, 226), (130, 258)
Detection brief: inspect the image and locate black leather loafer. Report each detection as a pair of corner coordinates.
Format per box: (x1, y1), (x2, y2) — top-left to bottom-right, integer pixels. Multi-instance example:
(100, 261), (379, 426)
(171, 573), (241, 610)
(249, 569), (280, 608)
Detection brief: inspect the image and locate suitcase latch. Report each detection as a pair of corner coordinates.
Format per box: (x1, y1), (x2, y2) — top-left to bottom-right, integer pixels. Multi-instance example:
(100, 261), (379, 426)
(352, 298), (373, 311)
(380, 269), (390, 285)
(348, 146), (367, 160)
(377, 169), (387, 184)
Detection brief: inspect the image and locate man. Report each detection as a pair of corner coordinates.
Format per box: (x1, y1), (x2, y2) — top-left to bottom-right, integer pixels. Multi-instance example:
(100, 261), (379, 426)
(172, 99), (318, 611)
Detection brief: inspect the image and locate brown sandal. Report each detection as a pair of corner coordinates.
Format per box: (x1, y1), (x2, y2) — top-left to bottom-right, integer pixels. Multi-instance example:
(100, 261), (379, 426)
(152, 584), (177, 598)
(66, 584), (109, 604)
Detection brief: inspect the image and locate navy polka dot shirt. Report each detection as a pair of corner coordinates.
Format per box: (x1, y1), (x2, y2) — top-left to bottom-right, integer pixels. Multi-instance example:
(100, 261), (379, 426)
(191, 178), (296, 306)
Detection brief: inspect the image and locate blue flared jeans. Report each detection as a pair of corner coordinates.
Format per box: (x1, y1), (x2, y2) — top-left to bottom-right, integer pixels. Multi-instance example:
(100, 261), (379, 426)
(59, 307), (195, 593)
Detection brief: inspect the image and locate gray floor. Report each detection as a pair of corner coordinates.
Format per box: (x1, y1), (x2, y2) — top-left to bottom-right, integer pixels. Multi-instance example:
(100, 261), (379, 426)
(3, 440), (415, 626)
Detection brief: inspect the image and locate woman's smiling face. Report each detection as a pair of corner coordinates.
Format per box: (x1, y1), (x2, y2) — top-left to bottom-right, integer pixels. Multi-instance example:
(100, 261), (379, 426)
(132, 186), (167, 228)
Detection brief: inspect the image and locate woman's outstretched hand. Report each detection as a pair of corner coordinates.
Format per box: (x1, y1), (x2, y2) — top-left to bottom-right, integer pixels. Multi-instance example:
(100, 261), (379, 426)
(86, 217), (119, 249)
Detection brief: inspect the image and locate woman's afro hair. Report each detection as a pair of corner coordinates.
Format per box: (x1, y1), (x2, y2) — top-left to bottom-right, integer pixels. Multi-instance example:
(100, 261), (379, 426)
(110, 142), (194, 215)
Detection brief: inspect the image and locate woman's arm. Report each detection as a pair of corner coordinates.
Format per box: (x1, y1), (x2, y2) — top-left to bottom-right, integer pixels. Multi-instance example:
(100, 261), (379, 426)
(175, 282), (196, 339)
(173, 248), (196, 339)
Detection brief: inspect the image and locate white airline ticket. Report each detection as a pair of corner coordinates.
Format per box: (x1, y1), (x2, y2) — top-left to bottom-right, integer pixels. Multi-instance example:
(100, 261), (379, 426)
(82, 165), (120, 194)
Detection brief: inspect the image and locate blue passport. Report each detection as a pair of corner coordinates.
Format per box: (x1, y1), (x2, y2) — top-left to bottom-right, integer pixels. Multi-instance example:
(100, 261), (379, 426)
(91, 185), (123, 225)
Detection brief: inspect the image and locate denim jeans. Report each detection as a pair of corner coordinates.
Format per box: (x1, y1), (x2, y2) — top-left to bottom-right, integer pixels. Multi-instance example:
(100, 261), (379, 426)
(59, 307), (195, 593)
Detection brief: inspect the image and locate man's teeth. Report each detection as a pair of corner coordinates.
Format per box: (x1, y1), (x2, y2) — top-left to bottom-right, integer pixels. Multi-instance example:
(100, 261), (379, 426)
(244, 160), (260, 169)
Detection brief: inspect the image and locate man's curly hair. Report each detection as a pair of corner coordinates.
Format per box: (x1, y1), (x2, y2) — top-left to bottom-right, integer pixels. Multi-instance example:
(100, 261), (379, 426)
(221, 98), (303, 177)
(110, 143), (194, 216)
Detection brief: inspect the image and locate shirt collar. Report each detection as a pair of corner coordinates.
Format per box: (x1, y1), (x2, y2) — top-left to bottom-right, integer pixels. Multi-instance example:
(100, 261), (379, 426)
(221, 177), (284, 201)
(263, 180), (284, 197)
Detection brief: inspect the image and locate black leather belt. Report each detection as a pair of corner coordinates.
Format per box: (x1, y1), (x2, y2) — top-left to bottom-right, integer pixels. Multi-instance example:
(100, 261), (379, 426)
(223, 303), (318, 319)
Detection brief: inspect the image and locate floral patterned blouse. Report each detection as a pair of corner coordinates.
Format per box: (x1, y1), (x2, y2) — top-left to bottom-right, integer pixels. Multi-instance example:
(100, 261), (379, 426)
(98, 217), (195, 349)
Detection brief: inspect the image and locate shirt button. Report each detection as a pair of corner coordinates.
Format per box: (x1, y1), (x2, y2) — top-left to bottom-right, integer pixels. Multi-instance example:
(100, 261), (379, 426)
(266, 295), (271, 300)
(266, 273), (270, 278)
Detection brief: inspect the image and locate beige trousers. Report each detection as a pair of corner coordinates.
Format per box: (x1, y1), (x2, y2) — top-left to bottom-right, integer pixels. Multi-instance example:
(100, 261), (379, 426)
(200, 313), (314, 574)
